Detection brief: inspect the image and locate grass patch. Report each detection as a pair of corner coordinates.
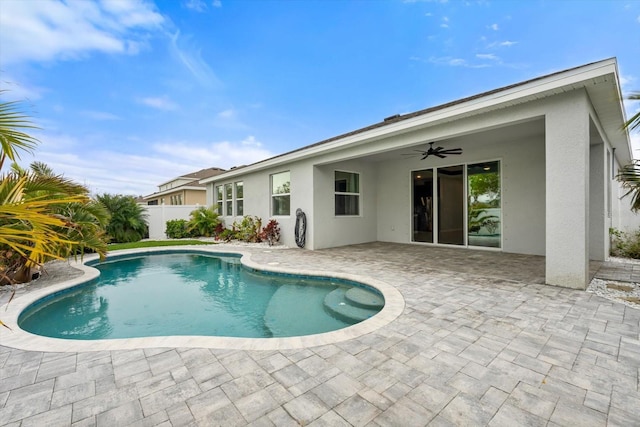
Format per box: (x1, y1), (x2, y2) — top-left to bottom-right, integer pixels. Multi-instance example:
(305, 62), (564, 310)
(108, 240), (217, 251)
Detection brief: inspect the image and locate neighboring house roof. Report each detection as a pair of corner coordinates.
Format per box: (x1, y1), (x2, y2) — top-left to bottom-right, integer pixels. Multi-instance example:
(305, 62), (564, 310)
(157, 167), (226, 188)
(144, 167), (226, 200)
(201, 57), (630, 184)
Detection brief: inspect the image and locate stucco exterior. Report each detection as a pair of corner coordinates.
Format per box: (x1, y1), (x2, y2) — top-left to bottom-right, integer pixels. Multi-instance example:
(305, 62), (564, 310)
(201, 58), (633, 289)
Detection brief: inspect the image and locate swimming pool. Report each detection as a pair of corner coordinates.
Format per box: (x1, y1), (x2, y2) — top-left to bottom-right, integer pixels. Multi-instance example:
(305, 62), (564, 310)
(1, 247), (404, 351)
(18, 251), (385, 340)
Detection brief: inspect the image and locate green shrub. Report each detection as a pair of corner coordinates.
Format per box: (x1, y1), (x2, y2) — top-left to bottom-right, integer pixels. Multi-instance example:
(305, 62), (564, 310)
(233, 215), (262, 243)
(219, 227), (236, 242)
(165, 219), (192, 239)
(610, 227), (640, 259)
(96, 194), (148, 243)
(187, 206), (221, 237)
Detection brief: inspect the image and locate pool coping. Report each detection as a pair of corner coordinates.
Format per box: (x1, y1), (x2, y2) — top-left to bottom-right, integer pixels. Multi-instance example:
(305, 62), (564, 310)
(0, 246), (405, 352)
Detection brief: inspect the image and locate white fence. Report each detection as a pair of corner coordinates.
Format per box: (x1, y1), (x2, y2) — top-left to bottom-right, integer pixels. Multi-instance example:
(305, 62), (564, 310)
(144, 205), (200, 240)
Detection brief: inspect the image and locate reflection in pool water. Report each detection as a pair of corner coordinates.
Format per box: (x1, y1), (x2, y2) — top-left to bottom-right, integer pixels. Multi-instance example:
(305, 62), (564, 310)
(19, 252), (384, 340)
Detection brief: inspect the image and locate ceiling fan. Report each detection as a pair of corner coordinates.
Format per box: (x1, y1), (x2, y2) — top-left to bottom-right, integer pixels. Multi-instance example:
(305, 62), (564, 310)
(403, 142), (463, 160)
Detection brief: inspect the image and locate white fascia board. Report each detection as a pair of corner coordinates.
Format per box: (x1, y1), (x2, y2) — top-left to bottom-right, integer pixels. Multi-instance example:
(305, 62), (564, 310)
(201, 59), (621, 183)
(142, 186), (204, 200)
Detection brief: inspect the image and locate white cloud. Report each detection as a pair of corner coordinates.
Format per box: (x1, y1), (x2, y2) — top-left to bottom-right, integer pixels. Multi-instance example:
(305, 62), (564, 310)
(153, 136), (274, 169)
(0, 78), (46, 101)
(138, 96), (179, 111)
(184, 0), (207, 12)
(80, 110), (121, 121)
(169, 31), (221, 88)
(0, 0), (164, 65)
(427, 56), (489, 68)
(489, 23), (499, 31)
(441, 16), (450, 28)
(486, 40), (518, 49)
(16, 131), (273, 195)
(476, 53), (499, 61)
(212, 0), (223, 7)
(217, 109), (236, 119)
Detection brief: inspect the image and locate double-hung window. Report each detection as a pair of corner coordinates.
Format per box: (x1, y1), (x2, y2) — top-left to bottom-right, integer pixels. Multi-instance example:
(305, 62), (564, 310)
(235, 182), (244, 216)
(215, 185), (223, 215)
(225, 183), (233, 216)
(335, 171), (360, 216)
(271, 171), (290, 216)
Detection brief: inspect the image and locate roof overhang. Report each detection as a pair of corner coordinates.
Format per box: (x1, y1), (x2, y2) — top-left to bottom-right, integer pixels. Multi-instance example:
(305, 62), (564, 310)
(142, 185), (205, 200)
(201, 58), (631, 184)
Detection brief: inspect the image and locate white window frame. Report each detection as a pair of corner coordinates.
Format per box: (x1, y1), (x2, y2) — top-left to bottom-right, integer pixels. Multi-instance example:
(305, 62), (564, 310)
(235, 181), (244, 216)
(224, 183), (233, 216)
(215, 185), (223, 215)
(334, 170), (361, 217)
(271, 171), (291, 216)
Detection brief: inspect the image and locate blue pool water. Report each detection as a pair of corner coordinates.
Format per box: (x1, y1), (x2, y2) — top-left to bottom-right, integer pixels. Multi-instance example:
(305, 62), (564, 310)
(18, 252), (384, 340)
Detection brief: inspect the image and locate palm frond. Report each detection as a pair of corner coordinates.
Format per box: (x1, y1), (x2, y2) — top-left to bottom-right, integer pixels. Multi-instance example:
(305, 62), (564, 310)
(0, 95), (40, 168)
(624, 92), (640, 132)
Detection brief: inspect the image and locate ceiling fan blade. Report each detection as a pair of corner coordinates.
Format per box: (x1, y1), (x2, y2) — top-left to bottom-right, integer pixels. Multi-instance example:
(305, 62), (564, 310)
(434, 152), (446, 159)
(440, 148), (463, 155)
(421, 153), (430, 160)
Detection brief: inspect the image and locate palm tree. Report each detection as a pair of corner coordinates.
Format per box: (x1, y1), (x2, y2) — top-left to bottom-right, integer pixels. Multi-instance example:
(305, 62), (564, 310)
(0, 96), (108, 287)
(96, 193), (148, 243)
(625, 92), (640, 132)
(617, 92), (640, 211)
(18, 162), (110, 259)
(187, 206), (221, 237)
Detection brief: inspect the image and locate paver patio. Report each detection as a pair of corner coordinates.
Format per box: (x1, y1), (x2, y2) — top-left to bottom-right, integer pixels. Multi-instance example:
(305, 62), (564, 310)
(1, 242), (639, 426)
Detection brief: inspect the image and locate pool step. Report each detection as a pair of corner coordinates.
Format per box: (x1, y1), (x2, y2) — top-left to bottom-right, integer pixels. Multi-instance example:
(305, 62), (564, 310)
(323, 288), (382, 324)
(264, 284), (346, 337)
(344, 287), (384, 309)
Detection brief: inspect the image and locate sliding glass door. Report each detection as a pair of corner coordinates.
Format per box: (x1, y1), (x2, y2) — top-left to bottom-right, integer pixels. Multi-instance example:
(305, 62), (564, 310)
(467, 161), (501, 248)
(412, 170), (433, 243)
(437, 165), (464, 245)
(411, 161), (501, 248)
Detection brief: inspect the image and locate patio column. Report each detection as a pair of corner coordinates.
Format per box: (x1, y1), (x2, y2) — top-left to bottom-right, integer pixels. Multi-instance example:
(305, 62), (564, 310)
(545, 90), (590, 289)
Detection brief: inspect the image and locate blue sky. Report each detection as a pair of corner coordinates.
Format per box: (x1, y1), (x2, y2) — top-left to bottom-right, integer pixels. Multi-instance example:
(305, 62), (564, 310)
(1, 0), (639, 196)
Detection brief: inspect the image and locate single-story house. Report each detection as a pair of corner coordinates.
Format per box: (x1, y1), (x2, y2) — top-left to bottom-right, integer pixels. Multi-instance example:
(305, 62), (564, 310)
(201, 58), (634, 289)
(143, 167), (225, 206)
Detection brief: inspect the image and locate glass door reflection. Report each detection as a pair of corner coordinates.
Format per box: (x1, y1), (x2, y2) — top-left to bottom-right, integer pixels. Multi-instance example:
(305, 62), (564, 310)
(412, 170), (433, 243)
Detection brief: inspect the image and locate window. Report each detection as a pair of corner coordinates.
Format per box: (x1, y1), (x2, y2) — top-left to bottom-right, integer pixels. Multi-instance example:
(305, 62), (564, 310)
(235, 181), (244, 216)
(335, 171), (360, 216)
(225, 183), (233, 216)
(215, 185), (223, 215)
(271, 171), (290, 216)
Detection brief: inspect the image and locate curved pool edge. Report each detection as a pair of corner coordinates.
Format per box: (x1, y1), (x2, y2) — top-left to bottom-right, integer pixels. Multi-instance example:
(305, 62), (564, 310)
(0, 246), (405, 352)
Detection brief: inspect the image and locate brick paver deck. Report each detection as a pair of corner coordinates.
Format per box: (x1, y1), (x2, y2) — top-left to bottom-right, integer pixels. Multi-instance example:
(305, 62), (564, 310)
(1, 243), (638, 426)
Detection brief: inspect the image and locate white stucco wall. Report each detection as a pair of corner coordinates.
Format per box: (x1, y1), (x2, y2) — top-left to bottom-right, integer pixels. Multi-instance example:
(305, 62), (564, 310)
(312, 160), (378, 249)
(589, 143), (606, 261)
(145, 205), (200, 240)
(545, 90), (590, 288)
(210, 161), (316, 248)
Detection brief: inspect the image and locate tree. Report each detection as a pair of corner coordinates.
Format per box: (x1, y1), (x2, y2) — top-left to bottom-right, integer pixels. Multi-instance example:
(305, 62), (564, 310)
(96, 194), (148, 243)
(617, 92), (640, 211)
(11, 161), (110, 261)
(624, 92), (639, 132)
(187, 206), (221, 237)
(0, 95), (108, 289)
